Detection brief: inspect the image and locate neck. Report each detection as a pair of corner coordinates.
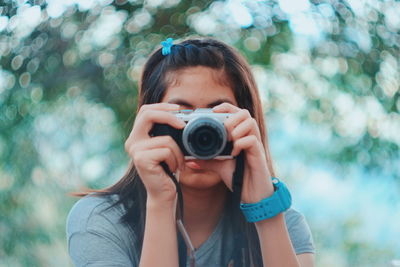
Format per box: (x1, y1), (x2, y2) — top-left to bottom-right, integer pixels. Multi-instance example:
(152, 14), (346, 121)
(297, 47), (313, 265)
(181, 182), (228, 248)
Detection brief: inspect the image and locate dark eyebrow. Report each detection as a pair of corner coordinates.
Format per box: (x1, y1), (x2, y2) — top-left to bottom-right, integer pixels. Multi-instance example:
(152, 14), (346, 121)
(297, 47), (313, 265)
(167, 98), (235, 108)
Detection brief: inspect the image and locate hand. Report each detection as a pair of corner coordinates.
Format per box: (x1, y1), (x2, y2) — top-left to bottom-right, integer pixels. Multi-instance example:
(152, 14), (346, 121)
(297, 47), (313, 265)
(124, 103), (186, 205)
(212, 103), (275, 203)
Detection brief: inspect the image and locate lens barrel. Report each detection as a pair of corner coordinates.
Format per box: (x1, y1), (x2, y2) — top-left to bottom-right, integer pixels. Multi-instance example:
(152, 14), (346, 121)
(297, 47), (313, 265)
(182, 117), (227, 160)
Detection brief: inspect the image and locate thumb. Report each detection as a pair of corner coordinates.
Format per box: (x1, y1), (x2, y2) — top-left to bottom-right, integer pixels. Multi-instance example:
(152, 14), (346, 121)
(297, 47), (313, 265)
(196, 159), (236, 191)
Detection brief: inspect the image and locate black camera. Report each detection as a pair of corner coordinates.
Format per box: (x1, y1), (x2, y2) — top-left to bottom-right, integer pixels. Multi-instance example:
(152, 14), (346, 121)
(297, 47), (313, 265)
(150, 108), (233, 160)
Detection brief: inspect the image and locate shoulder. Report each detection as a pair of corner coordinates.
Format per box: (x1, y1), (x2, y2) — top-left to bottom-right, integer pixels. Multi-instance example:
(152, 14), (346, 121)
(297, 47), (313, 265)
(66, 194), (125, 235)
(284, 208), (315, 254)
(66, 194), (139, 265)
(284, 208), (306, 225)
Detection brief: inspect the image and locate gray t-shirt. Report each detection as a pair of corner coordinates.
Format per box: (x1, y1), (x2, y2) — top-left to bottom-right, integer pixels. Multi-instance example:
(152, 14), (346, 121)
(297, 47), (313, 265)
(67, 195), (315, 266)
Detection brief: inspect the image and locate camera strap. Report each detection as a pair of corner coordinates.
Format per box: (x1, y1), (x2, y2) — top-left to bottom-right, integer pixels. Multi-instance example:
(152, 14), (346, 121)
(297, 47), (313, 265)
(161, 152), (245, 267)
(160, 162), (196, 267)
(230, 151), (246, 267)
(232, 151), (245, 204)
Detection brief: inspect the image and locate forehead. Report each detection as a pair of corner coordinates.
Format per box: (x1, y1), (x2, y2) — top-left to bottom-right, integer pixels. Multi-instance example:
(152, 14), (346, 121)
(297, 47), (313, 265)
(161, 66), (237, 107)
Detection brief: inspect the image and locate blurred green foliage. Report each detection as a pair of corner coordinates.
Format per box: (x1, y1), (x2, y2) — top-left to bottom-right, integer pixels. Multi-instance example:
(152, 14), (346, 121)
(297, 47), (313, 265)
(0, 0), (399, 266)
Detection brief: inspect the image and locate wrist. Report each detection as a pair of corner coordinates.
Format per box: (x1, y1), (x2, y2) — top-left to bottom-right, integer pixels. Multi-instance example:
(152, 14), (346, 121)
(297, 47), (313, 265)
(241, 171), (274, 203)
(254, 212), (285, 230)
(242, 182), (274, 203)
(146, 194), (177, 213)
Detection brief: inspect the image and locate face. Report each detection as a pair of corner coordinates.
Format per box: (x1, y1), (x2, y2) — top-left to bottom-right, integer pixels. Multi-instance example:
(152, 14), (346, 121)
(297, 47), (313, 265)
(161, 66), (238, 190)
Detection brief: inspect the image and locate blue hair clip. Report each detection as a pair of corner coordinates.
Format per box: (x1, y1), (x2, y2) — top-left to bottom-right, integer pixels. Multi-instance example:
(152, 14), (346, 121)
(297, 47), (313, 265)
(161, 38), (174, 56)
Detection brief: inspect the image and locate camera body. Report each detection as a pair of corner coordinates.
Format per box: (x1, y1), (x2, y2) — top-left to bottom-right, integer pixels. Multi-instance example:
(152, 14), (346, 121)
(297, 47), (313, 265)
(150, 108), (233, 160)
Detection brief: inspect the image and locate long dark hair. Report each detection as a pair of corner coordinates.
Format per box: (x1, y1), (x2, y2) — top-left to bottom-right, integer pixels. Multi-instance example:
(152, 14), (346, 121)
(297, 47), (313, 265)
(84, 38), (276, 266)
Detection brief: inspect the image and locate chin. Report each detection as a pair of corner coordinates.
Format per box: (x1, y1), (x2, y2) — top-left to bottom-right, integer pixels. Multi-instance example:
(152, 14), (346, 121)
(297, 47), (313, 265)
(179, 169), (223, 190)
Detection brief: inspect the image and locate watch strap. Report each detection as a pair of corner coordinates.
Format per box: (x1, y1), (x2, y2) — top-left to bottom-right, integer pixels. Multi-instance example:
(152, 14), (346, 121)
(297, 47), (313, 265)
(240, 177), (292, 223)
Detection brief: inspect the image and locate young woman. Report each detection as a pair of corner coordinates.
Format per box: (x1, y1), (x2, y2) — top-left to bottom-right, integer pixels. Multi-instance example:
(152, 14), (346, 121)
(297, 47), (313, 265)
(67, 38), (315, 267)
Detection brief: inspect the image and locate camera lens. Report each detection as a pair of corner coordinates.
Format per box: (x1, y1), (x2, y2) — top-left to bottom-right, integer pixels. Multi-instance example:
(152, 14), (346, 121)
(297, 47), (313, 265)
(182, 117), (227, 160)
(193, 126), (219, 152)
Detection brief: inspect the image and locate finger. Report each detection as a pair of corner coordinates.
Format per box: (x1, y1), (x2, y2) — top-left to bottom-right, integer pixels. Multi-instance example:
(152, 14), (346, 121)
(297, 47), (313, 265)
(140, 109), (186, 129)
(133, 109), (186, 139)
(212, 102), (241, 113)
(208, 159), (236, 191)
(157, 148), (179, 173)
(138, 103), (181, 113)
(231, 117), (260, 141)
(190, 159), (235, 191)
(224, 109), (252, 140)
(140, 147), (179, 173)
(135, 136), (185, 170)
(231, 135), (261, 157)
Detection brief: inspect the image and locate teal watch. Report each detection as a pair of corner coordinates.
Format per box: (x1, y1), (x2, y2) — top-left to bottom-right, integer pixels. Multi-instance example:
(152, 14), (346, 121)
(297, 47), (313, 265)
(240, 177), (292, 223)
